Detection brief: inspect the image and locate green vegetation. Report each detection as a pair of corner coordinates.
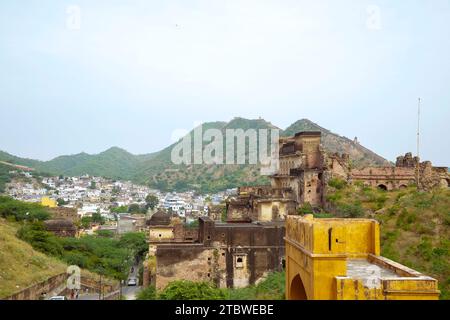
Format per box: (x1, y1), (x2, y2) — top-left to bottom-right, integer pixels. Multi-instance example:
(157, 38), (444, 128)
(110, 205), (128, 213)
(17, 223), (147, 280)
(137, 272), (285, 300)
(298, 203), (314, 215)
(95, 229), (115, 238)
(225, 271), (285, 300)
(0, 219), (67, 298)
(159, 281), (226, 300)
(326, 183), (450, 299)
(145, 194), (159, 210)
(57, 198), (69, 206)
(327, 178), (347, 190)
(0, 163), (13, 193)
(137, 286), (157, 300)
(185, 219), (199, 229)
(0, 196), (50, 221)
(0, 195), (146, 282)
(128, 203), (147, 214)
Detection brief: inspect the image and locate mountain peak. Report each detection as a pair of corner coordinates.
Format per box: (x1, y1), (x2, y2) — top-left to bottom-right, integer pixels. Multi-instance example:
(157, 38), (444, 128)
(102, 146), (129, 154)
(282, 118), (329, 136)
(224, 117), (279, 130)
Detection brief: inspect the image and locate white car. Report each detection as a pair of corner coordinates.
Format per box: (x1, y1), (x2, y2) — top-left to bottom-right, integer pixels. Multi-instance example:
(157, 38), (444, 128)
(127, 278), (137, 286)
(49, 296), (67, 300)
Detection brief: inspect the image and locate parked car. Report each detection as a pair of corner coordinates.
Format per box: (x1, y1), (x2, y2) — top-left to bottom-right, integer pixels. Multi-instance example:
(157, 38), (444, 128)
(127, 278), (137, 286)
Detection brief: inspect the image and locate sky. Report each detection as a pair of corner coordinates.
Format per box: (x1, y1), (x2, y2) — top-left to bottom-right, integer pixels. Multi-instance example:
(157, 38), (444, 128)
(0, 0), (449, 166)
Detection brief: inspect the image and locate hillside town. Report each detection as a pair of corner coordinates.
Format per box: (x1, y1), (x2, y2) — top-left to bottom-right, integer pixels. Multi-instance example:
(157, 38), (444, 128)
(2, 170), (236, 229)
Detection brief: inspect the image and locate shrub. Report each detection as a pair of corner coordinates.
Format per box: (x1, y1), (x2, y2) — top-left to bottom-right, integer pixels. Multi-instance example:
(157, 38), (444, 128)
(0, 196), (50, 221)
(298, 203), (314, 215)
(328, 178), (347, 190)
(337, 203), (364, 218)
(159, 281), (226, 300)
(17, 222), (64, 256)
(96, 230), (115, 238)
(137, 286), (157, 300)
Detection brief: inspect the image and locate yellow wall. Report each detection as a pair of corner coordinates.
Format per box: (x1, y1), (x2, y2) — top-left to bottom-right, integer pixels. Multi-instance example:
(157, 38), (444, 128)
(285, 215), (439, 300)
(260, 203), (272, 221)
(41, 197), (57, 208)
(259, 201), (288, 221)
(149, 227), (174, 241)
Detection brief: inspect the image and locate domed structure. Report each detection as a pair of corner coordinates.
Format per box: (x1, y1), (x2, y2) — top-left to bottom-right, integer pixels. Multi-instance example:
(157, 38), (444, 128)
(147, 210), (171, 226)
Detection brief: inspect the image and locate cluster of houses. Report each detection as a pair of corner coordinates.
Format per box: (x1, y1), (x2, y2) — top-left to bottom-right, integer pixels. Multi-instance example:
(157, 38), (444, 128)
(3, 172), (236, 234)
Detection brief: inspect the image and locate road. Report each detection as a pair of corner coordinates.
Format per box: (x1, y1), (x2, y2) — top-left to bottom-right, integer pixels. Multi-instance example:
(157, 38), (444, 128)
(70, 261), (142, 300)
(122, 285), (141, 300)
(122, 261), (142, 300)
(76, 293), (100, 300)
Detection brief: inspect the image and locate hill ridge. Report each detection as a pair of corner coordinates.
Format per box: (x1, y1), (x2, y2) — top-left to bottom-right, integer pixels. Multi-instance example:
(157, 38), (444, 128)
(0, 118), (390, 192)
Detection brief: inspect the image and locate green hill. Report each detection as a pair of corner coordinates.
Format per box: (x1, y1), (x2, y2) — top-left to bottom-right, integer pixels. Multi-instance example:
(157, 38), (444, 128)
(0, 118), (390, 193)
(0, 163), (12, 193)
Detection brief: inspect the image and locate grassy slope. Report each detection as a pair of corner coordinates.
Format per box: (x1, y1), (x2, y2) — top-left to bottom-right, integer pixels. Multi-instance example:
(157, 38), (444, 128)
(0, 219), (67, 298)
(326, 184), (450, 299)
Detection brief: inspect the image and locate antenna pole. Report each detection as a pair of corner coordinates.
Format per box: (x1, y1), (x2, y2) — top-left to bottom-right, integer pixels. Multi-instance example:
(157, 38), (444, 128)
(416, 98), (421, 189)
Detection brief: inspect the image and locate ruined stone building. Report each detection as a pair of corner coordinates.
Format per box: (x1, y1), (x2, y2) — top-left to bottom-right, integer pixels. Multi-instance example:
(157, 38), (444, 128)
(227, 131), (449, 217)
(47, 206), (79, 223)
(150, 217), (285, 290)
(44, 219), (77, 237)
(144, 210), (285, 290)
(42, 207), (79, 237)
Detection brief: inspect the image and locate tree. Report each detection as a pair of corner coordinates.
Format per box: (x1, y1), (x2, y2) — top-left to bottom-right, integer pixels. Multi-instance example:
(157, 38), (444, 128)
(145, 194), (159, 210)
(0, 196), (50, 221)
(89, 181), (96, 189)
(96, 230), (115, 238)
(92, 212), (105, 224)
(119, 232), (148, 259)
(81, 216), (93, 229)
(128, 203), (143, 214)
(111, 205), (128, 213)
(57, 198), (68, 206)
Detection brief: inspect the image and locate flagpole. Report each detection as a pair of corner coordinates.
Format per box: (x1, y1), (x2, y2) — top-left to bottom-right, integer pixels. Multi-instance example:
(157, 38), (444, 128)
(416, 98), (421, 189)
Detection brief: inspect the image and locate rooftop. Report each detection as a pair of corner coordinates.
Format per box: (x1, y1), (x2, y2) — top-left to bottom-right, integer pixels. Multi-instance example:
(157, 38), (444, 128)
(346, 259), (401, 280)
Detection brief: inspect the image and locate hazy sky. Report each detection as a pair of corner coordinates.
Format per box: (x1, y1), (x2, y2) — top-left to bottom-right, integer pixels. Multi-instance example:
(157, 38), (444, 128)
(0, 0), (449, 166)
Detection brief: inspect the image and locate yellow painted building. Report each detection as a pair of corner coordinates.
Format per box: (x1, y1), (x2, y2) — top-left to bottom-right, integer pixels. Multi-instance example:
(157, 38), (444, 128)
(285, 215), (440, 300)
(41, 197), (57, 208)
(149, 227), (175, 242)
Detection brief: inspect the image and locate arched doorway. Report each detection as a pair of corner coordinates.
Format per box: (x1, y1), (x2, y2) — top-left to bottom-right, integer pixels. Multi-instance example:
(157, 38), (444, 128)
(290, 274), (307, 300)
(377, 184), (387, 191)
